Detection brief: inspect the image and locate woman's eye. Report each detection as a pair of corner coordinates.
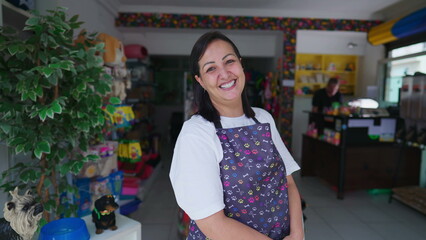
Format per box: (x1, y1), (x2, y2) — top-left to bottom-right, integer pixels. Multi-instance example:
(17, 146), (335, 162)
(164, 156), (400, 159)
(226, 59), (236, 64)
(206, 67), (215, 73)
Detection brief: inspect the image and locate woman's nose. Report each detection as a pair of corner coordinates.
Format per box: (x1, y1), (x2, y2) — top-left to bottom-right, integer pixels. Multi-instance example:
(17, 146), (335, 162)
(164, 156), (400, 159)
(218, 66), (229, 80)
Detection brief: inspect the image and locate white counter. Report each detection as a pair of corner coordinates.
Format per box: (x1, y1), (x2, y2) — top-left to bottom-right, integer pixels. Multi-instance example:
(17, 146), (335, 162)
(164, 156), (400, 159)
(82, 213), (141, 240)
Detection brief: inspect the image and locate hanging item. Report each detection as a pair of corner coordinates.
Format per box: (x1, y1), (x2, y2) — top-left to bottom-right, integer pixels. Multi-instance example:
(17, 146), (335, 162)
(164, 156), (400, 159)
(97, 33), (127, 66)
(368, 7), (426, 45)
(124, 44), (148, 59)
(103, 105), (135, 129)
(118, 140), (142, 163)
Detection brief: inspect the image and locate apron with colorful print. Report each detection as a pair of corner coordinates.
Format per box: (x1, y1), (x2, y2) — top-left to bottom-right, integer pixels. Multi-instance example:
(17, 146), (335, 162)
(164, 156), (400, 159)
(187, 118), (290, 240)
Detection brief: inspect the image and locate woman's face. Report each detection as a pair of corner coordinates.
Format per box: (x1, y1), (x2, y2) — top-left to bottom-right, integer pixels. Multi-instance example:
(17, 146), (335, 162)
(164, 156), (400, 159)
(195, 39), (245, 108)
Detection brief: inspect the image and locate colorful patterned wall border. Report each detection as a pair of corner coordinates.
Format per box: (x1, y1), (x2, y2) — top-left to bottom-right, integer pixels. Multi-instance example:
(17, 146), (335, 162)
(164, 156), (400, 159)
(116, 13), (381, 146)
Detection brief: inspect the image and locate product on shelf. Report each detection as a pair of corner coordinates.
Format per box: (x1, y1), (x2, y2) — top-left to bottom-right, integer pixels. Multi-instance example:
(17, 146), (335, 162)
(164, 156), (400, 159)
(295, 53), (358, 96)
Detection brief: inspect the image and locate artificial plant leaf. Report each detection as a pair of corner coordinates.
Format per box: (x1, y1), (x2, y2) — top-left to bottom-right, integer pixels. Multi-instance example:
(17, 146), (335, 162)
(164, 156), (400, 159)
(106, 105), (115, 115)
(21, 92), (29, 101)
(58, 148), (67, 159)
(47, 75), (58, 85)
(7, 45), (19, 56)
(37, 140), (51, 154)
(109, 97), (121, 105)
(15, 144), (25, 154)
(0, 123), (11, 134)
(34, 149), (42, 159)
(77, 121), (90, 132)
(71, 161), (83, 174)
(47, 36), (59, 48)
(59, 60), (73, 71)
(48, 63), (61, 69)
(69, 14), (79, 23)
(40, 67), (54, 78)
(39, 109), (47, 121)
(25, 17), (40, 26)
(79, 140), (88, 152)
(25, 44), (35, 52)
(97, 114), (105, 125)
(59, 162), (72, 176)
(77, 112), (86, 118)
(46, 108), (54, 119)
(39, 51), (47, 64)
(43, 178), (52, 188)
(87, 154), (100, 161)
(28, 91), (37, 102)
(35, 86), (43, 97)
(8, 137), (26, 146)
(51, 101), (62, 114)
(19, 170), (32, 183)
(77, 82), (86, 92)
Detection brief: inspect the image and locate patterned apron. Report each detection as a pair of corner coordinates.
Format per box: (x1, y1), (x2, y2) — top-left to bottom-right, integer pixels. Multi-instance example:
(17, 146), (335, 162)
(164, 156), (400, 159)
(187, 118), (290, 240)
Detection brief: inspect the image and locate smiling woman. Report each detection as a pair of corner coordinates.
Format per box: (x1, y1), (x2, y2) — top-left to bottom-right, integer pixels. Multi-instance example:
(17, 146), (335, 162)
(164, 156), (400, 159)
(169, 31), (304, 240)
(194, 39), (246, 117)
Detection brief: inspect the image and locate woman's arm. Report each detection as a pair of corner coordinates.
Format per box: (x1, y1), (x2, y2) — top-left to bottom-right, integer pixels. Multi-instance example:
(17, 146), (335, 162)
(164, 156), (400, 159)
(284, 175), (304, 240)
(195, 210), (272, 240)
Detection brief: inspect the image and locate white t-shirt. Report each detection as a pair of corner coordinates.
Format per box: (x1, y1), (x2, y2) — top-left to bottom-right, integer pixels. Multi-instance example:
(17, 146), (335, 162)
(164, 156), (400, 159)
(169, 107), (300, 220)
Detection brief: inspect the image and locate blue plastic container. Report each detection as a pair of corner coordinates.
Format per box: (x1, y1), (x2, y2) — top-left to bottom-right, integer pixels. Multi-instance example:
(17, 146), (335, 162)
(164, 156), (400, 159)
(120, 197), (142, 215)
(39, 217), (90, 240)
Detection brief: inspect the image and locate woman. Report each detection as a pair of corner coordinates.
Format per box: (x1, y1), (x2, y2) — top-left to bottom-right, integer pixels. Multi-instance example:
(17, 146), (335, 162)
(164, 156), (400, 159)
(170, 31), (304, 240)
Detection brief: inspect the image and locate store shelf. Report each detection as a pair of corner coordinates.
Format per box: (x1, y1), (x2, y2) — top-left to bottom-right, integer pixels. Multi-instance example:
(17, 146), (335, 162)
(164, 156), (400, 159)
(295, 53), (358, 96)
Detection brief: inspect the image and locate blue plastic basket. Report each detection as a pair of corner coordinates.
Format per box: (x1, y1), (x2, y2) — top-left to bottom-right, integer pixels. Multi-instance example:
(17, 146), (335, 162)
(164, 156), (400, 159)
(39, 217), (89, 240)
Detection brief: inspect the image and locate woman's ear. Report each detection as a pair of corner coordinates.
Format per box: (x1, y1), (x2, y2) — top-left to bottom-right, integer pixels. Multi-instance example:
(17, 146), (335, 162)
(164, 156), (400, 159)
(195, 75), (204, 89)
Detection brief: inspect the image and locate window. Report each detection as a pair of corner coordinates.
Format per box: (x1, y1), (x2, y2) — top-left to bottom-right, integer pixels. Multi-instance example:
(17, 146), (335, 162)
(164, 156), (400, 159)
(383, 41), (426, 103)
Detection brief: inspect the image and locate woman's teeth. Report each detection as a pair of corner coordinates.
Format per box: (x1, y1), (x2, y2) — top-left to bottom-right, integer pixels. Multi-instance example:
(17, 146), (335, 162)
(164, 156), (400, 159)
(220, 80), (235, 89)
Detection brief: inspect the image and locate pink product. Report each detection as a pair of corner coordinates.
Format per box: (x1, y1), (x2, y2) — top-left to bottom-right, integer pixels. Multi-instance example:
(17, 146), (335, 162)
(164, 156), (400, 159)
(124, 44), (148, 59)
(99, 146), (114, 158)
(121, 177), (140, 196)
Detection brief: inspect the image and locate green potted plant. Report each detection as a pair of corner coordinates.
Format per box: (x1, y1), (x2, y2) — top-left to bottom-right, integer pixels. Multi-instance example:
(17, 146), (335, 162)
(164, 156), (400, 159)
(0, 7), (119, 223)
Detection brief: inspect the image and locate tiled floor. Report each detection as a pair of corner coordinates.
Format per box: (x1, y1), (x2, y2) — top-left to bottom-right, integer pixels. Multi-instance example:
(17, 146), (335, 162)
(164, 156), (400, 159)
(129, 144), (426, 240)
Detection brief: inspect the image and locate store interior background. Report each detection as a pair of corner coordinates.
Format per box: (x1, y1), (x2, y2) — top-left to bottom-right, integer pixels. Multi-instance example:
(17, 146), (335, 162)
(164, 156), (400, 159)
(1, 0), (426, 238)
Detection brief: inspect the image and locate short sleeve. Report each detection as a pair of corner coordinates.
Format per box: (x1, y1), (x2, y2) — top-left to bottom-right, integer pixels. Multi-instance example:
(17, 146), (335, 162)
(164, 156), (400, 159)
(169, 124), (225, 220)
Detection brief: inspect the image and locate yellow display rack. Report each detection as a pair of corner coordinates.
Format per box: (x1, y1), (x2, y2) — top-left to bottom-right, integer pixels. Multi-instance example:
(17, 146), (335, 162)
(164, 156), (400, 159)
(295, 53), (358, 96)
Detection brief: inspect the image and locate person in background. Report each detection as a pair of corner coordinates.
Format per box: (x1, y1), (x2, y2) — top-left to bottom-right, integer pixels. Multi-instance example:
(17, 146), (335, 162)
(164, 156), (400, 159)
(312, 77), (342, 113)
(169, 31), (304, 240)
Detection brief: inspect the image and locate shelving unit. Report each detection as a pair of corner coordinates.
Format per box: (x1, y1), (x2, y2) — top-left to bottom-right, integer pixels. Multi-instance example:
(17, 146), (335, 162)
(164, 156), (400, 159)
(390, 75), (426, 214)
(295, 53), (358, 96)
(119, 58), (162, 207)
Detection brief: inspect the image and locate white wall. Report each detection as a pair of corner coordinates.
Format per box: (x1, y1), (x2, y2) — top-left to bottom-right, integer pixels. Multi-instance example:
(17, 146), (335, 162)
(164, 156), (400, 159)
(0, 143), (10, 217)
(291, 30), (384, 161)
(120, 28), (283, 58)
(37, 0), (122, 39)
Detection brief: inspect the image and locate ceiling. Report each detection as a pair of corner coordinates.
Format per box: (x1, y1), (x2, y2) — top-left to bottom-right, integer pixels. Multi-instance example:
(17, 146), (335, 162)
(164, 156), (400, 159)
(117, 0), (426, 20)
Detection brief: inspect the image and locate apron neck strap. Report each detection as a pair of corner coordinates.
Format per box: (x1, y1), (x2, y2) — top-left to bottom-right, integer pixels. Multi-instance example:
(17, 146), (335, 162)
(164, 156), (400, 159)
(213, 117), (260, 129)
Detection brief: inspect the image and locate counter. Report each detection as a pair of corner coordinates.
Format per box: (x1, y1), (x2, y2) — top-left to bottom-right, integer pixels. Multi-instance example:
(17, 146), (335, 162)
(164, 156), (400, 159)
(301, 112), (420, 199)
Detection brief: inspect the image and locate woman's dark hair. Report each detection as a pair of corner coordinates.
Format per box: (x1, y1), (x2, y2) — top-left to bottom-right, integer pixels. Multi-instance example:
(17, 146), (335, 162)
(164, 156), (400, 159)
(190, 31), (254, 123)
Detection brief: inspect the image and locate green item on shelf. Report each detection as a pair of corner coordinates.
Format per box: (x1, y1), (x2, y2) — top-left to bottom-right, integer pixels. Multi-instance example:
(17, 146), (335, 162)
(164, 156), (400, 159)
(367, 188), (392, 195)
(368, 135), (380, 140)
(332, 102), (340, 109)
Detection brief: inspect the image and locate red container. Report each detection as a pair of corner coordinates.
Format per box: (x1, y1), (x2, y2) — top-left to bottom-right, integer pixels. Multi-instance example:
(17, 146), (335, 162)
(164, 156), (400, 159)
(124, 44), (148, 59)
